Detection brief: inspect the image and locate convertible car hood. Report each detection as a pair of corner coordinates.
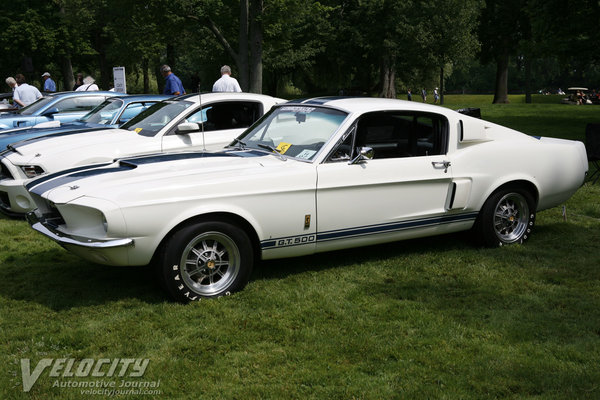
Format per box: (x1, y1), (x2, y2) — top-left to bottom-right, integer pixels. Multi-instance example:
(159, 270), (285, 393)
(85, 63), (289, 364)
(29, 151), (311, 205)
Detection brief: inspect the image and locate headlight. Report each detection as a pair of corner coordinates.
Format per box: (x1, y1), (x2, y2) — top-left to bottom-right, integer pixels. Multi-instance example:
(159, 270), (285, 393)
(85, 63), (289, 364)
(20, 165), (45, 178)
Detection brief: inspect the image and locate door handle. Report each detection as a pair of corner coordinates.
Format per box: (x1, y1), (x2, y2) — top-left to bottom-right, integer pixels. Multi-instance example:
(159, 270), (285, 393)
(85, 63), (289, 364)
(432, 160), (451, 173)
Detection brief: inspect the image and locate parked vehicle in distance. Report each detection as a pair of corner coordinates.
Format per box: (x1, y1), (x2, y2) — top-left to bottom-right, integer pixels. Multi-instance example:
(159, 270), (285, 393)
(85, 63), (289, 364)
(0, 93), (16, 111)
(0, 95), (170, 152)
(0, 92), (285, 215)
(25, 97), (589, 302)
(0, 91), (120, 130)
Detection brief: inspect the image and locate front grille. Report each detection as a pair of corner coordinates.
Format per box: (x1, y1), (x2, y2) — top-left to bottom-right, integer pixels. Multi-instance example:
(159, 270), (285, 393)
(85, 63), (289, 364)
(0, 191), (10, 209)
(43, 201), (66, 228)
(0, 160), (13, 180)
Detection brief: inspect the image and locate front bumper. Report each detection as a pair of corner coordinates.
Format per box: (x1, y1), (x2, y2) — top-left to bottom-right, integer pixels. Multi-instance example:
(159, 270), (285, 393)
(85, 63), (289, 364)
(0, 179), (35, 215)
(27, 211), (134, 249)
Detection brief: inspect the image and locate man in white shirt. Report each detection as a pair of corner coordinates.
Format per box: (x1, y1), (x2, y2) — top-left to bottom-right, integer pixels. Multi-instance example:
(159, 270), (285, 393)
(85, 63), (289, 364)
(13, 74), (42, 107)
(212, 65), (242, 93)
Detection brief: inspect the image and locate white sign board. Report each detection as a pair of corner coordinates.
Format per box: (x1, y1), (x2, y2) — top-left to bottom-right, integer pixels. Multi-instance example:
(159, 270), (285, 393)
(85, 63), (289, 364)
(113, 67), (127, 93)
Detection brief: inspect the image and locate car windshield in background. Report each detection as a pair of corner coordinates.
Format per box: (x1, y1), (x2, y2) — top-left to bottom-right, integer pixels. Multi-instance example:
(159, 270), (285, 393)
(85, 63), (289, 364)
(17, 97), (54, 115)
(236, 106), (348, 161)
(80, 98), (124, 124)
(122, 101), (193, 137)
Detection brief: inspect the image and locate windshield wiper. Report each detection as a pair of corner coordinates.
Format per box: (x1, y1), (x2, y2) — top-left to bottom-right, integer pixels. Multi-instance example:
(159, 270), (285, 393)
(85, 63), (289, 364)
(257, 143), (286, 161)
(229, 138), (247, 150)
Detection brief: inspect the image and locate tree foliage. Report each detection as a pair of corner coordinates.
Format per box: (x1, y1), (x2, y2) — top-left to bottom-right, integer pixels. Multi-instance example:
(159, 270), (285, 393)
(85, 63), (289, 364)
(1, 1), (597, 99)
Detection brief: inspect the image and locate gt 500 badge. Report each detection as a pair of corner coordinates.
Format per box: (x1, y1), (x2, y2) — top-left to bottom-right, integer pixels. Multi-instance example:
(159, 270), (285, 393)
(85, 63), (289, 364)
(277, 234), (316, 247)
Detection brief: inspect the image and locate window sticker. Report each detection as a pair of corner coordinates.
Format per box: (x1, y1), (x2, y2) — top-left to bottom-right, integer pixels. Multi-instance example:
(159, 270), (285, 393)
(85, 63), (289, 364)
(280, 106), (315, 113)
(296, 149), (317, 159)
(134, 128), (143, 133)
(276, 142), (292, 154)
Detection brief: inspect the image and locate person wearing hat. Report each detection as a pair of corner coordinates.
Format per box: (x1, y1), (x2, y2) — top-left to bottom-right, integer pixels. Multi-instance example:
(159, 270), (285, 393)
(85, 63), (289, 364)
(41, 72), (56, 92)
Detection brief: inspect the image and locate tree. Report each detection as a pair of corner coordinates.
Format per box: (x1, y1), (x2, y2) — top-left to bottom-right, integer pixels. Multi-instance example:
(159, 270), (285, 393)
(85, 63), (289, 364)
(479, 0), (529, 103)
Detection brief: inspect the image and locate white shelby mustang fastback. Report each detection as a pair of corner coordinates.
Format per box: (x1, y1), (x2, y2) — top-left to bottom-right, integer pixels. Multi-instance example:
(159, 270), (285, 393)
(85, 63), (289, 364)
(0, 92), (284, 215)
(26, 97), (588, 302)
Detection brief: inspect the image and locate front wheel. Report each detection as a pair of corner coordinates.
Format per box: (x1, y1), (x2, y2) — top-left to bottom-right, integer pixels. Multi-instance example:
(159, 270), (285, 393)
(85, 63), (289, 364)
(158, 221), (253, 302)
(474, 188), (535, 247)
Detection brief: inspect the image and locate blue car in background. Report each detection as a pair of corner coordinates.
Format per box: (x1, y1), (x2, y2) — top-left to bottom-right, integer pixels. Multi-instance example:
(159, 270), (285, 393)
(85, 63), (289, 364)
(0, 91), (120, 130)
(0, 95), (170, 150)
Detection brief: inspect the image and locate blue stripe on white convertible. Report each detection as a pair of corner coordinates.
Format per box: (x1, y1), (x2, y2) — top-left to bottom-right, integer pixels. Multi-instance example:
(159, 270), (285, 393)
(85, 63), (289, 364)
(260, 212), (479, 250)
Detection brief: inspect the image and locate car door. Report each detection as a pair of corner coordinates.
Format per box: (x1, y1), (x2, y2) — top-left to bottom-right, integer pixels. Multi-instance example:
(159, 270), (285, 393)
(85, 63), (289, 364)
(315, 111), (457, 252)
(161, 101), (264, 152)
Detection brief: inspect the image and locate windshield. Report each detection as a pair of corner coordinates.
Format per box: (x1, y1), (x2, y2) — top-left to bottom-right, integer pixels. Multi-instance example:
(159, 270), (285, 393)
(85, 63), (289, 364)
(234, 105), (348, 161)
(17, 96), (54, 115)
(79, 98), (124, 124)
(121, 101), (193, 136)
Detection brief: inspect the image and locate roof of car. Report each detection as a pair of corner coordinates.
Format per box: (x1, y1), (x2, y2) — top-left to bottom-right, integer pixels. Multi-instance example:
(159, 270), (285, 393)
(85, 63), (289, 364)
(283, 96), (456, 115)
(112, 94), (171, 103)
(48, 91), (119, 97)
(175, 92), (286, 104)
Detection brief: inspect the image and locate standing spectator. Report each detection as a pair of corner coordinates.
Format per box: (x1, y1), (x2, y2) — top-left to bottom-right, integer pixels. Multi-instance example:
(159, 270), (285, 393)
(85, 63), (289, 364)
(13, 74), (42, 107)
(407, 89), (412, 101)
(41, 72), (56, 92)
(421, 88), (427, 102)
(433, 87), (439, 104)
(5, 77), (17, 93)
(212, 65), (242, 93)
(160, 65), (185, 96)
(72, 73), (84, 91)
(75, 76), (99, 91)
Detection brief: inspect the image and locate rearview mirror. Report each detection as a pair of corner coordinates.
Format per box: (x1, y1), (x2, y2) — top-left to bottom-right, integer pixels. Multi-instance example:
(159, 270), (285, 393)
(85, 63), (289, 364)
(176, 122), (201, 135)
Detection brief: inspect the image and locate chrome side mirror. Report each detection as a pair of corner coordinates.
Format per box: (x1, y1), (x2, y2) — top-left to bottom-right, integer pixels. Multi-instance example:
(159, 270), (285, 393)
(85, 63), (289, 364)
(349, 146), (374, 165)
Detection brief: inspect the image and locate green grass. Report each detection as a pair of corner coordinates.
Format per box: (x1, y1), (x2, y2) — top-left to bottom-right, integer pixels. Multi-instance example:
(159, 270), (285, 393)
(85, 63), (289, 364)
(1, 95), (600, 399)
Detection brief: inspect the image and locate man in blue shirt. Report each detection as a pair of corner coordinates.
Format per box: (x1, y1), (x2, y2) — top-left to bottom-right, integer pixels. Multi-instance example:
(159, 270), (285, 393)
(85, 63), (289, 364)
(160, 65), (185, 96)
(41, 72), (56, 92)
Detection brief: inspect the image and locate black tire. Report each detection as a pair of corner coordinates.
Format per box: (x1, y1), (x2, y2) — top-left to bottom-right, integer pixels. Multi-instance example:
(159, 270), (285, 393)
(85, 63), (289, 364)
(474, 187), (535, 247)
(158, 220), (253, 302)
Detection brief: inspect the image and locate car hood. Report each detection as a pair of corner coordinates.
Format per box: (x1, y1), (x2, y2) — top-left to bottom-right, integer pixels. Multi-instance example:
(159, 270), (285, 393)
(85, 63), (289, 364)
(5, 128), (155, 166)
(28, 150), (314, 206)
(0, 123), (104, 150)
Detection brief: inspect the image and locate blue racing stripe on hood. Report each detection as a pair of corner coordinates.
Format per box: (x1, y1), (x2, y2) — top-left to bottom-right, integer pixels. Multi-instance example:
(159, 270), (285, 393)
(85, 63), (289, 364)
(28, 165), (134, 196)
(26, 162), (114, 191)
(118, 151), (233, 167)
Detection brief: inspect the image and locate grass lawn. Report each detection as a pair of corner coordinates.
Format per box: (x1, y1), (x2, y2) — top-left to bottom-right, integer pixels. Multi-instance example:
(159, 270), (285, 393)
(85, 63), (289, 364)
(1, 95), (599, 399)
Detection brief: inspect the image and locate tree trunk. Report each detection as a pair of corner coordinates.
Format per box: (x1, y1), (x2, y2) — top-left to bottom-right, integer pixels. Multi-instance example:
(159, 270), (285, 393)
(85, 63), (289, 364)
(525, 56), (532, 104)
(238, 0), (250, 91)
(439, 66), (445, 105)
(60, 56), (74, 91)
(248, 0), (263, 93)
(379, 55), (396, 98)
(493, 51), (510, 104)
(143, 58), (149, 94)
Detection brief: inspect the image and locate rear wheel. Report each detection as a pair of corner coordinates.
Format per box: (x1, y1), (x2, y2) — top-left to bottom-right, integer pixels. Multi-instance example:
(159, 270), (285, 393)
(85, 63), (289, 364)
(474, 188), (535, 247)
(158, 221), (253, 302)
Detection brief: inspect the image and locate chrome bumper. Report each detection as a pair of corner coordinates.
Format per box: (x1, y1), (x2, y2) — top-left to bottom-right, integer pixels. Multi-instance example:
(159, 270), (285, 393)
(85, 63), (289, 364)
(27, 211), (134, 249)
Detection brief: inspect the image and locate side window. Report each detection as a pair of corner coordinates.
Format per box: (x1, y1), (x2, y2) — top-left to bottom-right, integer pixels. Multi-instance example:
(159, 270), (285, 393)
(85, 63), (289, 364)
(328, 111), (447, 162)
(181, 101), (263, 132)
(117, 102), (153, 124)
(54, 96), (107, 113)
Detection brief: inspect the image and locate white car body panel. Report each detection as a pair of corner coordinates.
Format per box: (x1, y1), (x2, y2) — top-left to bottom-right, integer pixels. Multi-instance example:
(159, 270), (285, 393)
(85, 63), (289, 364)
(25, 97), (588, 269)
(0, 93), (285, 214)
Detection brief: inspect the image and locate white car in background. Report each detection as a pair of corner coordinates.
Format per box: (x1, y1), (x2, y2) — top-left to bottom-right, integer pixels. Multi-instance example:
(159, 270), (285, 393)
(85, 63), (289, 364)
(26, 97), (588, 302)
(0, 92), (285, 215)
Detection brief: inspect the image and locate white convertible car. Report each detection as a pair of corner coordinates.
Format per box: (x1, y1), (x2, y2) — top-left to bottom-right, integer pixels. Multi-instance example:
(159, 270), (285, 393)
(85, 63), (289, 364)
(0, 92), (284, 215)
(26, 97), (588, 302)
